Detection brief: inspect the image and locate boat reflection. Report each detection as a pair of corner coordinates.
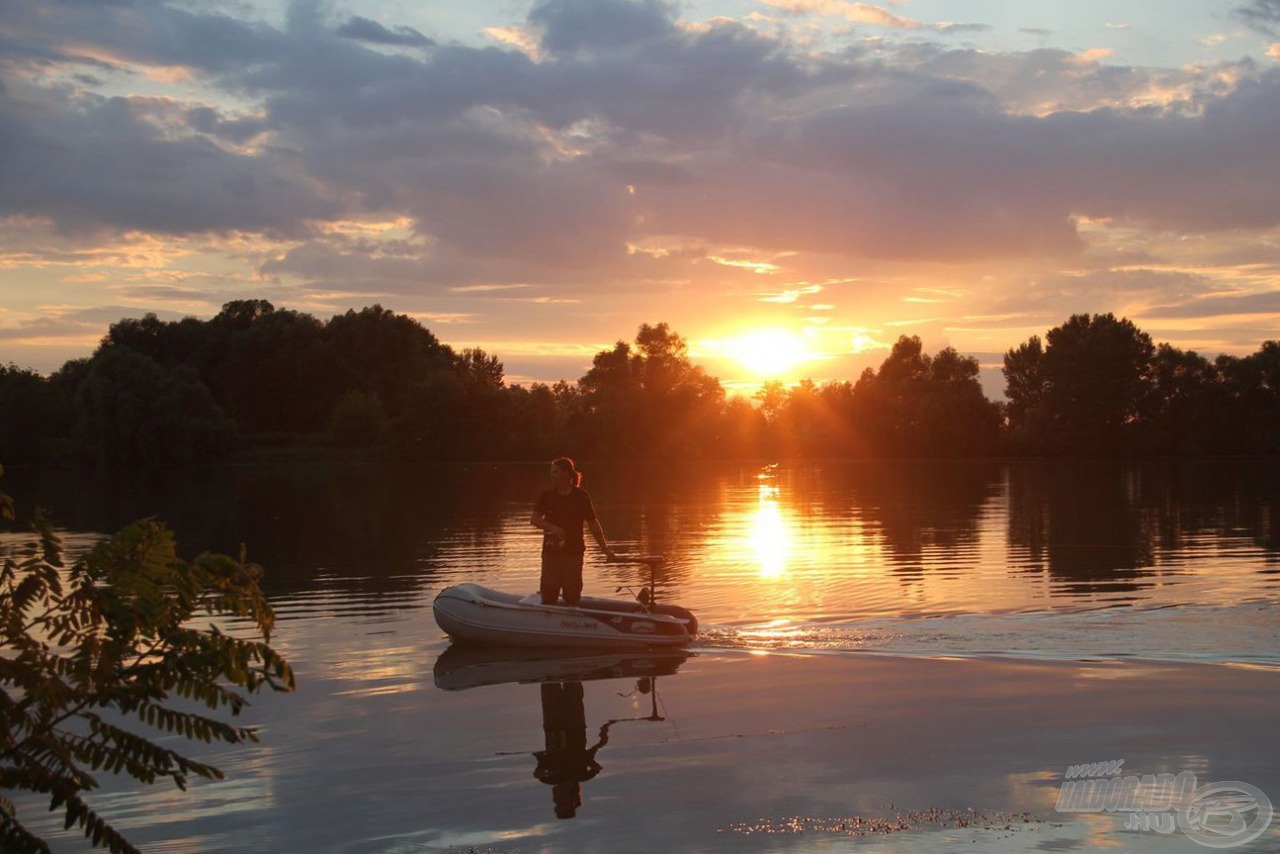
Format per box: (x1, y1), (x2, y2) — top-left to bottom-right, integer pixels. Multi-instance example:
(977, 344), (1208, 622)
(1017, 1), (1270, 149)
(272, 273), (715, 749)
(432, 644), (691, 691)
(433, 644), (686, 820)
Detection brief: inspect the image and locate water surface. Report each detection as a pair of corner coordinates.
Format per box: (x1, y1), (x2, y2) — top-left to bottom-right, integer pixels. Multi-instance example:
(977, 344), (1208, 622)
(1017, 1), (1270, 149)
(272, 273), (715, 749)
(4, 460), (1278, 852)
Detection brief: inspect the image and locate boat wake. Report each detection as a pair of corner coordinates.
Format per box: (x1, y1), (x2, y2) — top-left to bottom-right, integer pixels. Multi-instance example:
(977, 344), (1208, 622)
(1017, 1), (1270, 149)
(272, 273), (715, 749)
(693, 600), (1280, 668)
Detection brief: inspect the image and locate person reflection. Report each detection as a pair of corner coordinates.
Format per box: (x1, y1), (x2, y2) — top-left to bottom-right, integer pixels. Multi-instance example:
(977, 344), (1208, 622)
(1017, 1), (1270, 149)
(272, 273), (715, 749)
(534, 681), (607, 819)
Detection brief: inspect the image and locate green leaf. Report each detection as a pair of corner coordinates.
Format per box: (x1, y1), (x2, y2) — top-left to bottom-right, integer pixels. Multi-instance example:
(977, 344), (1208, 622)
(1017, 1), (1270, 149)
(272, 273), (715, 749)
(0, 470), (295, 853)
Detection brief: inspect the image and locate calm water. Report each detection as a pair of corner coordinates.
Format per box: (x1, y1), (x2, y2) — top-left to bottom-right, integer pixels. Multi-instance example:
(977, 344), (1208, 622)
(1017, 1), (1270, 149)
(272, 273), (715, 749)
(4, 460), (1279, 852)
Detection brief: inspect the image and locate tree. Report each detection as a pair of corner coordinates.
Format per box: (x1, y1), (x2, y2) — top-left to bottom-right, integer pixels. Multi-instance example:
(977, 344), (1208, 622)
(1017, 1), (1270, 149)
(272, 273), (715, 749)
(457, 348), (504, 390)
(1003, 314), (1154, 453)
(853, 336), (999, 456)
(325, 305), (455, 411)
(578, 324), (726, 458)
(754, 381), (788, 424)
(327, 390), (388, 447)
(0, 366), (71, 463)
(0, 467), (294, 853)
(1003, 335), (1043, 427)
(210, 307), (338, 434)
(211, 299), (277, 331)
(1140, 344), (1221, 454)
(73, 348), (234, 463)
(1217, 341), (1280, 454)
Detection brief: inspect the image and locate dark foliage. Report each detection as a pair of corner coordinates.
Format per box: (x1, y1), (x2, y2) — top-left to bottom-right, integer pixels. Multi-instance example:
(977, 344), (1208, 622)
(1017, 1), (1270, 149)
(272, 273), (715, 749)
(0, 466), (294, 853)
(2, 302), (1278, 462)
(1003, 314), (1280, 456)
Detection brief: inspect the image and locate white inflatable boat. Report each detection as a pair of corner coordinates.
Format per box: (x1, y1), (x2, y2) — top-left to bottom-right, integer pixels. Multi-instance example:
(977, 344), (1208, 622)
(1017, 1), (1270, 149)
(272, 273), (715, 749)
(432, 583), (698, 649)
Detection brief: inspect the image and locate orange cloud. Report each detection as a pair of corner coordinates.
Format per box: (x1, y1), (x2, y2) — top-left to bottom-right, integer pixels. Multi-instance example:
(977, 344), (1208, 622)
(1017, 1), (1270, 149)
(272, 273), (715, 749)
(761, 0), (924, 29)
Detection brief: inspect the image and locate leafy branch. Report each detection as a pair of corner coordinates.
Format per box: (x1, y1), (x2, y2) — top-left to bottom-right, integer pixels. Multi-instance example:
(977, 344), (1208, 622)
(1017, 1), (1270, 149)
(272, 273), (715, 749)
(0, 464), (295, 853)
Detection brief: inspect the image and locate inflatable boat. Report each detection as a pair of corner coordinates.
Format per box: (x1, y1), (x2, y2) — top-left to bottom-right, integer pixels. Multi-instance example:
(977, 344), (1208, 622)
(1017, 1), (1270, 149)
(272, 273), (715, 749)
(432, 583), (698, 649)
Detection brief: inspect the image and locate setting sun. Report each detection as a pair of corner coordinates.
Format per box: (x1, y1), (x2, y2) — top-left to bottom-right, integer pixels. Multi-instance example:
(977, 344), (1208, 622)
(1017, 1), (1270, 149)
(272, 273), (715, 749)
(725, 329), (815, 378)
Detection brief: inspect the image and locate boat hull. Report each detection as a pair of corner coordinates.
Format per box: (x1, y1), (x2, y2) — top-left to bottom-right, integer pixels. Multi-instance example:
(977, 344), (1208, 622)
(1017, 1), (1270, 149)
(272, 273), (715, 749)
(432, 583), (696, 649)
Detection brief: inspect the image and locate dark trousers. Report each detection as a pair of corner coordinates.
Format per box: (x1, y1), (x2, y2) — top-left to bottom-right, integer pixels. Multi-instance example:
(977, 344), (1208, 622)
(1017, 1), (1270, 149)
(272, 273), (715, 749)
(541, 550), (585, 606)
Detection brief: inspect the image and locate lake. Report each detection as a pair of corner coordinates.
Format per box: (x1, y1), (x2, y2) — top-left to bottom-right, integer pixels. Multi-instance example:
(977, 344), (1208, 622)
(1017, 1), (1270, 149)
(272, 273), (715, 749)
(4, 459), (1279, 852)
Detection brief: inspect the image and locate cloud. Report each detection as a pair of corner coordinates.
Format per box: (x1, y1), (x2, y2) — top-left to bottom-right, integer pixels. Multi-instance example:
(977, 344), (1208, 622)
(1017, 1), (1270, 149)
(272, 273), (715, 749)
(900, 46), (1250, 115)
(6, 0), (1276, 265)
(483, 25), (542, 59)
(0, 91), (339, 236)
(529, 0), (677, 55)
(0, 304), (185, 343)
(450, 284), (531, 293)
(0, 0), (289, 75)
(407, 312), (476, 324)
(1138, 289), (1280, 319)
(760, 284), (823, 303)
(335, 16), (435, 48)
(2, 0), (1280, 366)
(760, 0), (986, 33)
(979, 268), (1223, 323)
(1236, 0), (1280, 36)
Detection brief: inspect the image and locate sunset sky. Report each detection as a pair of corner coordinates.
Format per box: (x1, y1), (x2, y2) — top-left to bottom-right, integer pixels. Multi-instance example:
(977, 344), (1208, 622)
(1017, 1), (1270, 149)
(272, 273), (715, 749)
(2, 0), (1279, 394)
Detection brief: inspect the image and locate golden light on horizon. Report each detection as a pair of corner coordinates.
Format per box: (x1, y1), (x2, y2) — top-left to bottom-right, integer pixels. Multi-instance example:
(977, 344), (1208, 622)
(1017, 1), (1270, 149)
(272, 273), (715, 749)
(725, 328), (816, 378)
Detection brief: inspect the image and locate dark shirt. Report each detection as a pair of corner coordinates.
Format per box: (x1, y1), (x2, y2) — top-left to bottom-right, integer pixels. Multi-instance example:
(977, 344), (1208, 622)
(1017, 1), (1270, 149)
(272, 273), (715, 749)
(535, 487), (598, 554)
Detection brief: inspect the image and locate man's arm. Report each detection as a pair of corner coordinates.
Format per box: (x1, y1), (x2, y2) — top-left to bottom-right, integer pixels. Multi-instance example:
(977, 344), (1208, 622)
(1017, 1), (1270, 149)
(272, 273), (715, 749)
(587, 519), (617, 560)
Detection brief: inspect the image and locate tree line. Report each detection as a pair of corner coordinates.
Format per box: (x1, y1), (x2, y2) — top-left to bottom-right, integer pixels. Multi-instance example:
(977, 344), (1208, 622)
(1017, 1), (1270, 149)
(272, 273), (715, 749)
(0, 301), (1277, 463)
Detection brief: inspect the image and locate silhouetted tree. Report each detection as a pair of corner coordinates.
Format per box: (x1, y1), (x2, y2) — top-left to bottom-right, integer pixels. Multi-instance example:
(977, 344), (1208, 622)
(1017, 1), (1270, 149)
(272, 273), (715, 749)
(328, 390), (387, 447)
(209, 305), (338, 433)
(578, 324), (726, 458)
(326, 305), (455, 410)
(0, 365), (72, 463)
(458, 348), (504, 389)
(1139, 344), (1223, 454)
(1216, 341), (1280, 454)
(10, 302), (1280, 464)
(852, 336), (999, 456)
(755, 380), (788, 424)
(73, 348), (233, 463)
(720, 395), (769, 459)
(1003, 313), (1154, 453)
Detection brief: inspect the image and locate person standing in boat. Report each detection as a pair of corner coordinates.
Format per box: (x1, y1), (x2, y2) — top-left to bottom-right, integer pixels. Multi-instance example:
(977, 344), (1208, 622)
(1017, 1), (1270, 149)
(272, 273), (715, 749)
(530, 457), (617, 607)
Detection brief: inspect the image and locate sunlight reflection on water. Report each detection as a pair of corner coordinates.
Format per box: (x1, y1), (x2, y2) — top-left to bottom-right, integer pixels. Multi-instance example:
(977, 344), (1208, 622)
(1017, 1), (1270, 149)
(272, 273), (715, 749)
(4, 458), (1279, 669)
(5, 460), (1279, 854)
(199, 459), (1280, 667)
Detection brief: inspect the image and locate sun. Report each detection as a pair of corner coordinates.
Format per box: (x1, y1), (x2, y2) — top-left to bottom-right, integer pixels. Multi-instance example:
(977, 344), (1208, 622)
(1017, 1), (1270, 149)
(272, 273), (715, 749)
(726, 329), (815, 377)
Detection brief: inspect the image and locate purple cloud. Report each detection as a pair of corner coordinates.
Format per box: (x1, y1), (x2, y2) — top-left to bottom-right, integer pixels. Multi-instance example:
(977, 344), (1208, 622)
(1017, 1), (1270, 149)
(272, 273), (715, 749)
(2, 0), (1280, 370)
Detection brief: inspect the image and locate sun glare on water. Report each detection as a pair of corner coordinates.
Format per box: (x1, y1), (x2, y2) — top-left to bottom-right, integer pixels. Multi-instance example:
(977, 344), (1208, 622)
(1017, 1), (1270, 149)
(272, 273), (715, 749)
(751, 475), (791, 579)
